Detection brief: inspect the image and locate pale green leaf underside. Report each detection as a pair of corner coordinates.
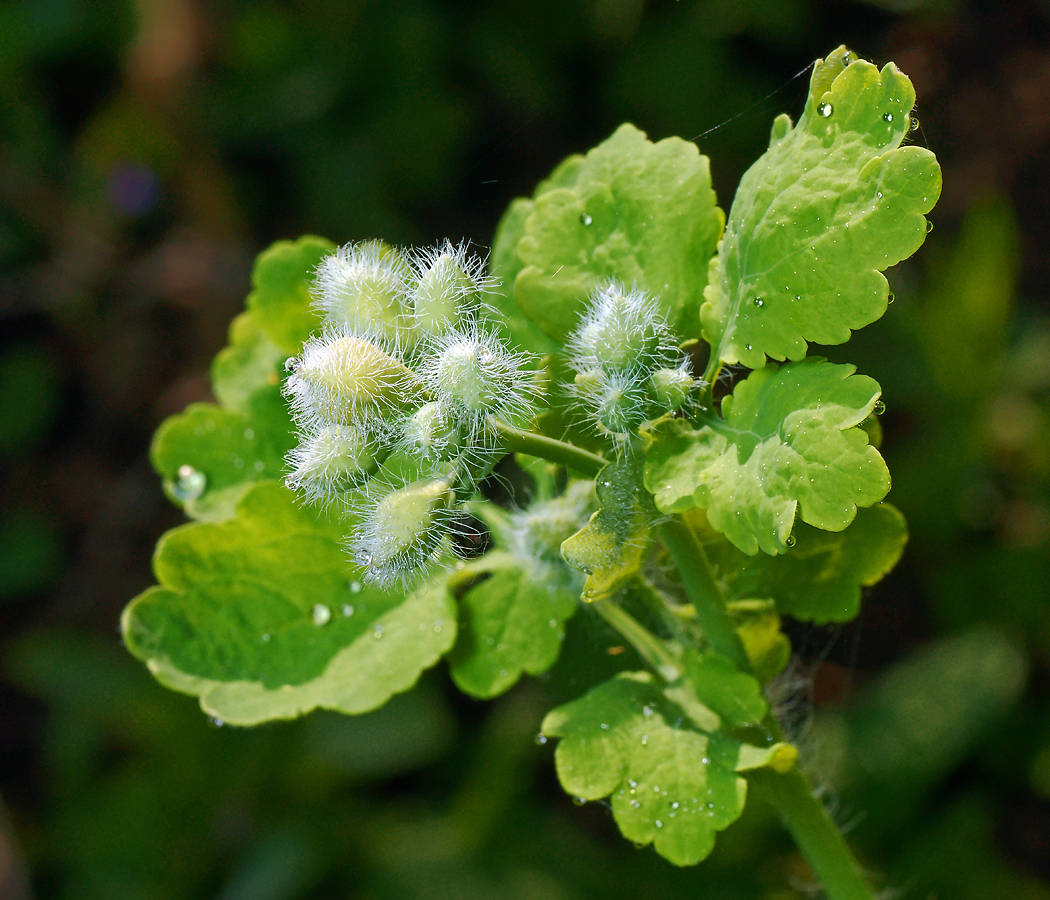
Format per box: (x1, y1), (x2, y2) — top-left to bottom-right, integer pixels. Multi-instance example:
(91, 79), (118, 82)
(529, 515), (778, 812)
(122, 482), (455, 725)
(707, 503), (908, 623)
(541, 671), (747, 866)
(509, 123), (723, 342)
(702, 47), (942, 368)
(447, 551), (578, 699)
(561, 456), (652, 601)
(644, 358), (889, 555)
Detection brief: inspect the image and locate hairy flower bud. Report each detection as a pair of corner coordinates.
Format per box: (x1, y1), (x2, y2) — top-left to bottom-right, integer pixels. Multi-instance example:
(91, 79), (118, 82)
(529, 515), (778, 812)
(568, 281), (677, 375)
(285, 330), (426, 429)
(314, 242), (412, 339)
(512, 479), (597, 569)
(286, 424), (382, 504)
(650, 366), (694, 412)
(355, 476), (457, 586)
(402, 401), (465, 461)
(413, 252), (478, 335)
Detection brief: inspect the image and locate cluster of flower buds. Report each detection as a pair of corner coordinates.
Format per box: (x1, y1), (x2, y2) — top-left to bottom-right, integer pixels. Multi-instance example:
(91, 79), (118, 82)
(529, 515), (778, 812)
(566, 281), (696, 435)
(283, 240), (538, 588)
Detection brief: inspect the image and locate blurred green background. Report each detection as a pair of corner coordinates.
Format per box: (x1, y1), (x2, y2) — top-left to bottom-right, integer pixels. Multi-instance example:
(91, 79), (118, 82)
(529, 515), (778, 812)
(2, 0), (1050, 897)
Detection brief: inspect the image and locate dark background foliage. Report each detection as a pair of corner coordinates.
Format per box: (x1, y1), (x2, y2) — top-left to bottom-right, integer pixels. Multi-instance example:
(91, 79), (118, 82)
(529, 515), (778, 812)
(2, 0), (1050, 897)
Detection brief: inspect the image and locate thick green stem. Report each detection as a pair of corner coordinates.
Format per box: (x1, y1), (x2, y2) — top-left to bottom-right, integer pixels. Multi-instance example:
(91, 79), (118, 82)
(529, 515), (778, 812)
(750, 766), (877, 900)
(590, 599), (682, 682)
(656, 516), (749, 671)
(487, 418), (607, 476)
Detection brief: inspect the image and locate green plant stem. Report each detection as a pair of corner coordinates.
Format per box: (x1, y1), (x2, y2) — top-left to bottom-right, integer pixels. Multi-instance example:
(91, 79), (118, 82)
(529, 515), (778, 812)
(656, 516), (749, 671)
(749, 765), (876, 900)
(633, 576), (696, 650)
(590, 599), (682, 682)
(487, 418), (607, 476)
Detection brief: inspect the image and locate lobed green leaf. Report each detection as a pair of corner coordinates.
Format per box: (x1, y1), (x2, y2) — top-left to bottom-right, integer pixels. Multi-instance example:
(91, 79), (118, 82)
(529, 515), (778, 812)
(122, 482), (456, 725)
(498, 123), (723, 343)
(446, 551), (578, 699)
(644, 357), (889, 555)
(541, 671), (747, 866)
(706, 503), (908, 623)
(246, 235), (335, 355)
(702, 46), (942, 369)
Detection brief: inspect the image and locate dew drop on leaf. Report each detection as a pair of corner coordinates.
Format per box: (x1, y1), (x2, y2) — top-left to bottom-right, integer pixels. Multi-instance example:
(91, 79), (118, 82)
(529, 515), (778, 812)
(261, 632), (271, 642)
(785, 535), (796, 548)
(888, 291), (895, 304)
(883, 111), (894, 123)
(209, 717), (224, 728)
(350, 581), (362, 594)
(874, 399), (887, 416)
(312, 604), (331, 626)
(572, 796), (587, 806)
(341, 604), (354, 617)
(580, 213), (593, 226)
(535, 733), (548, 745)
(373, 623), (385, 639)
(926, 219), (934, 233)
(173, 465), (206, 502)
(910, 116), (921, 132)
(818, 101), (833, 118)
(753, 297), (764, 307)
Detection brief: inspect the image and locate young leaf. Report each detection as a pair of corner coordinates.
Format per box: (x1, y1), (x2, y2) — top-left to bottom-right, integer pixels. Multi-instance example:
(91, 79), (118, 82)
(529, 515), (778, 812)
(505, 123), (723, 342)
(705, 503), (908, 623)
(121, 482), (456, 725)
(446, 551), (578, 699)
(561, 456), (653, 601)
(644, 357), (888, 555)
(246, 235), (335, 355)
(151, 386), (295, 521)
(682, 650), (768, 728)
(541, 671), (747, 866)
(701, 46), (942, 369)
(211, 311), (286, 414)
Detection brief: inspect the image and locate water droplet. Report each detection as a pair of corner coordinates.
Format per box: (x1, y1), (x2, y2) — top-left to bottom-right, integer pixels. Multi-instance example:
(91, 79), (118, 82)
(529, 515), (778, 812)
(640, 735), (648, 745)
(630, 801), (641, 810)
(753, 297), (764, 307)
(243, 428), (255, 441)
(209, 717), (224, 728)
(883, 111), (894, 123)
(642, 705), (653, 718)
(701, 758), (710, 766)
(745, 344), (753, 352)
(877, 191), (884, 199)
(910, 116), (920, 132)
(350, 581), (362, 594)
(173, 465), (206, 502)
(549, 619), (557, 628)
(373, 624), (385, 639)
(341, 604), (354, 617)
(874, 399), (887, 416)
(434, 618), (444, 633)
(535, 733), (548, 745)
(261, 632), (271, 642)
(785, 535), (796, 548)
(600, 723), (610, 730)
(572, 796), (587, 806)
(887, 291), (895, 304)
(926, 219), (933, 233)
(580, 213), (593, 226)
(818, 101), (833, 118)
(794, 295), (801, 301)
(671, 801), (680, 809)
(312, 604), (331, 626)
(655, 819), (663, 828)
(232, 457), (244, 469)
(253, 460), (265, 472)
(842, 52), (851, 65)
(628, 779), (638, 788)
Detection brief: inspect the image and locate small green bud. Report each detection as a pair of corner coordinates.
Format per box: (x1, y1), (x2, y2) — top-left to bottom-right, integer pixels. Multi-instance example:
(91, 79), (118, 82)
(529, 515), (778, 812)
(287, 424), (383, 504)
(314, 242), (412, 339)
(414, 252), (477, 333)
(403, 401), (465, 460)
(573, 369), (606, 399)
(512, 480), (596, 567)
(435, 340), (499, 413)
(358, 476), (457, 585)
(594, 378), (649, 434)
(650, 367), (694, 411)
(286, 332), (427, 427)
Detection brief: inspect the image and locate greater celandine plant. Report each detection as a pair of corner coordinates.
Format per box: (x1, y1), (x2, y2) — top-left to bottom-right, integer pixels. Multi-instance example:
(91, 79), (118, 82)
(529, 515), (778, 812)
(123, 47), (939, 899)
